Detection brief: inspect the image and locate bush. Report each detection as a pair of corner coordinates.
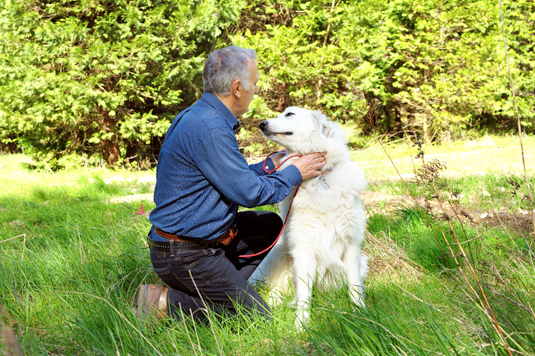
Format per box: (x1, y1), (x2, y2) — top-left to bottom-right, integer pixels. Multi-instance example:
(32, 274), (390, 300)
(234, 0), (535, 142)
(0, 0), (244, 167)
(1, 0), (533, 167)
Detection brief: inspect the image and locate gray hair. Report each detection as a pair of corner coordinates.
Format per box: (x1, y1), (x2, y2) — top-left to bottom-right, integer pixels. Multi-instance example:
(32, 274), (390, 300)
(203, 46), (257, 96)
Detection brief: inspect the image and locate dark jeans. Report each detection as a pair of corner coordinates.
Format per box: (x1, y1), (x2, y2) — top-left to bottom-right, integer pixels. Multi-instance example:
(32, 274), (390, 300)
(149, 210), (282, 323)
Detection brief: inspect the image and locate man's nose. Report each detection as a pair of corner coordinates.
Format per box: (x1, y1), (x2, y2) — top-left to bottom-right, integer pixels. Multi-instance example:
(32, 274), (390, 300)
(259, 121), (268, 130)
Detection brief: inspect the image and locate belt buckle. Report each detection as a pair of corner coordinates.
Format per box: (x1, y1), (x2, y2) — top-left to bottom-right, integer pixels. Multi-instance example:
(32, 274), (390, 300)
(220, 227), (238, 246)
(230, 226), (238, 239)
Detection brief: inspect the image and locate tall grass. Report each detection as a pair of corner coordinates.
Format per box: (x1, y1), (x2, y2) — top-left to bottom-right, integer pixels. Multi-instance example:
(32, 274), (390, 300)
(1, 141), (534, 355)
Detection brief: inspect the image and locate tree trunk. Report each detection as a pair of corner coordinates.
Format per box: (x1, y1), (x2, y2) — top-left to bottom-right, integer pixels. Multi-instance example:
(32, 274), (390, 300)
(100, 110), (120, 166)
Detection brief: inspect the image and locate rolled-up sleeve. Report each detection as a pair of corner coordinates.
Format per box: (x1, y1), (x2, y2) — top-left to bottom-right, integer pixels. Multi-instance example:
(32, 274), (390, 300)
(192, 128), (301, 208)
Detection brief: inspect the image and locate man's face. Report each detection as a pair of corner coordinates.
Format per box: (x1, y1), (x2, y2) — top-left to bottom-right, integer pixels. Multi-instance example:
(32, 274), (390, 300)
(236, 59), (259, 116)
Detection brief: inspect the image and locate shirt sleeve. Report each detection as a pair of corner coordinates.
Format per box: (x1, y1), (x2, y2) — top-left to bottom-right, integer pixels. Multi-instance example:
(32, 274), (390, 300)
(248, 158), (275, 176)
(192, 128), (302, 208)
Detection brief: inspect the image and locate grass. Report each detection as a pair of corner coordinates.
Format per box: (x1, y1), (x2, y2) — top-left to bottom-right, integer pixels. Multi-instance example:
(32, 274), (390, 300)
(1, 135), (535, 355)
(351, 134), (535, 181)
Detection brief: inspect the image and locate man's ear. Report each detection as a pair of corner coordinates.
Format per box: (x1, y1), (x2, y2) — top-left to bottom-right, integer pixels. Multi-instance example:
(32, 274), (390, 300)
(312, 110), (333, 138)
(231, 79), (242, 98)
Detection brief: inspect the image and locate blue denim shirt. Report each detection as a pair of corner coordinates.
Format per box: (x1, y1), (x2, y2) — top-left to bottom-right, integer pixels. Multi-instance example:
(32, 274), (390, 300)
(149, 92), (302, 241)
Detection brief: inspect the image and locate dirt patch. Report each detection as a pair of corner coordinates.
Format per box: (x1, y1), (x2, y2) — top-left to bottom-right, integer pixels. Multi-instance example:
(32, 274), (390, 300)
(361, 189), (534, 236)
(361, 190), (407, 215)
(0, 305), (23, 356)
(6, 221), (25, 228)
(406, 196), (534, 236)
(477, 209), (534, 235)
(363, 230), (424, 282)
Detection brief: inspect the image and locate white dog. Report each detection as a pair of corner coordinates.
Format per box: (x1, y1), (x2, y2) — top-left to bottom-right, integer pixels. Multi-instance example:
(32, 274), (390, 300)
(249, 107), (368, 326)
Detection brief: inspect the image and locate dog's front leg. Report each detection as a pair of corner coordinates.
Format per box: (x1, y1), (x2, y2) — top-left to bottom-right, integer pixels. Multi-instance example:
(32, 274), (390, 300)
(291, 251), (316, 328)
(342, 244), (367, 308)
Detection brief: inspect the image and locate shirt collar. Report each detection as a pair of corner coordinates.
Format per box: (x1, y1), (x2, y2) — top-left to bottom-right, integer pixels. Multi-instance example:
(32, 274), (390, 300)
(201, 92), (240, 131)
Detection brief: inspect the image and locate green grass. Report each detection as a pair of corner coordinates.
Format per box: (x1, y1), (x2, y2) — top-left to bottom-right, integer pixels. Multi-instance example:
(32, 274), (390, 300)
(1, 136), (535, 355)
(352, 134), (535, 181)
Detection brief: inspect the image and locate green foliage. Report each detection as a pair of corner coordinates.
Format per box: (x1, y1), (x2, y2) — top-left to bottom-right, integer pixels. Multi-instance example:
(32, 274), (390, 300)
(235, 0), (535, 141)
(233, 0), (371, 122)
(368, 207), (458, 272)
(0, 0), (244, 167)
(1, 0), (534, 167)
(236, 95), (279, 157)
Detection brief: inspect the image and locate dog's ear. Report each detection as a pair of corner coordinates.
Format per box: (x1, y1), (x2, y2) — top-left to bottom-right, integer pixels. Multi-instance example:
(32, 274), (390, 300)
(312, 110), (334, 138)
(322, 123), (333, 138)
(312, 110), (323, 123)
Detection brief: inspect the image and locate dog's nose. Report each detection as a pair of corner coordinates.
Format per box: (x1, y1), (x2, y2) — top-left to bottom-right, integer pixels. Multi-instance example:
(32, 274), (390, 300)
(259, 121), (268, 130)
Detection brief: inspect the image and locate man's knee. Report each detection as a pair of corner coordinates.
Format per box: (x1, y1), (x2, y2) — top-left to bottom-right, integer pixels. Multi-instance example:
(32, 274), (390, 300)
(255, 211), (283, 240)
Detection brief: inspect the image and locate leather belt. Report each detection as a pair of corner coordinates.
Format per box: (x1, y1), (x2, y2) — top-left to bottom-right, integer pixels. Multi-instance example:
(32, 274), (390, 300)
(148, 226), (238, 252)
(147, 237), (221, 251)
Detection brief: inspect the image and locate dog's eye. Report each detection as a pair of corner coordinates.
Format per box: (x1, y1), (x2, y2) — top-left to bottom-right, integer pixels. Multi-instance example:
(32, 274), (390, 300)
(285, 112), (295, 117)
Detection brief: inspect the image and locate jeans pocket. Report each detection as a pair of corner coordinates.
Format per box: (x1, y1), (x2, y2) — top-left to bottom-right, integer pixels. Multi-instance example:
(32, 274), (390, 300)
(179, 249), (214, 268)
(152, 261), (196, 294)
(152, 265), (171, 276)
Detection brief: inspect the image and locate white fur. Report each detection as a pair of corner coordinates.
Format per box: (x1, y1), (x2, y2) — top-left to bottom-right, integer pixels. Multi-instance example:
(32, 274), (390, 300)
(249, 107), (369, 327)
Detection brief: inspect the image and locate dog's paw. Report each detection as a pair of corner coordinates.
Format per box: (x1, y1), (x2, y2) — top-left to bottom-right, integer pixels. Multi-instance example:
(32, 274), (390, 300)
(287, 297), (297, 308)
(350, 291), (366, 308)
(294, 308), (310, 329)
(267, 291), (285, 306)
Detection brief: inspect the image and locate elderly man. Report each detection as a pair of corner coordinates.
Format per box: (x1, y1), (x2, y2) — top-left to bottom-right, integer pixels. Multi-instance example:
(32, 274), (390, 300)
(136, 46), (326, 322)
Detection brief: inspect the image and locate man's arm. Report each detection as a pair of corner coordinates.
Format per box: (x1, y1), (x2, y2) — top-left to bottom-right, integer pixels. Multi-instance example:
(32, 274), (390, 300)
(193, 128), (302, 208)
(248, 158), (275, 176)
(248, 150), (287, 176)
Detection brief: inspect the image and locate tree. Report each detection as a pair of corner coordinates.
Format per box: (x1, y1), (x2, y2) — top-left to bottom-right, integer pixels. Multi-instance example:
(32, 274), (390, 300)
(1, 0), (533, 167)
(0, 0), (244, 167)
(234, 0), (534, 141)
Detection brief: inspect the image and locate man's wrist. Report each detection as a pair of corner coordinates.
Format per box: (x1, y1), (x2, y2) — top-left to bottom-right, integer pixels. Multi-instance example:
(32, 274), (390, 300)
(282, 165), (302, 186)
(264, 157), (276, 172)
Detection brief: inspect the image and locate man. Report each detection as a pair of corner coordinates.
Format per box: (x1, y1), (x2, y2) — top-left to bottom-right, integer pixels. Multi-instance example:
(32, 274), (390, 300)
(136, 46), (326, 322)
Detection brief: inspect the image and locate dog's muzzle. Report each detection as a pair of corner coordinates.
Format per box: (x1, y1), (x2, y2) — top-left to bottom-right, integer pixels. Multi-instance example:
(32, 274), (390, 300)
(259, 121), (293, 136)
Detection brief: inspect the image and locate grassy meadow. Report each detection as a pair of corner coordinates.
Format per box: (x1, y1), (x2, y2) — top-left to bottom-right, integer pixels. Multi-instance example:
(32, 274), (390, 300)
(1, 135), (535, 355)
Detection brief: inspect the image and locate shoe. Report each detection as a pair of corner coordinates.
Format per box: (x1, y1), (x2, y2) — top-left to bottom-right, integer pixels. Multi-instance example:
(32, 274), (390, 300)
(136, 284), (168, 320)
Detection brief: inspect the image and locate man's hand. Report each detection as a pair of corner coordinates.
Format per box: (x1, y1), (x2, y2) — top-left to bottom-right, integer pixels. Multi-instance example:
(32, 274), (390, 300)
(292, 152), (327, 180)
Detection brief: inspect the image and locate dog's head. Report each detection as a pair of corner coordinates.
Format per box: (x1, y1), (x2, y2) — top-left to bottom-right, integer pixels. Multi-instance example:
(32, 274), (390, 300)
(259, 107), (346, 157)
